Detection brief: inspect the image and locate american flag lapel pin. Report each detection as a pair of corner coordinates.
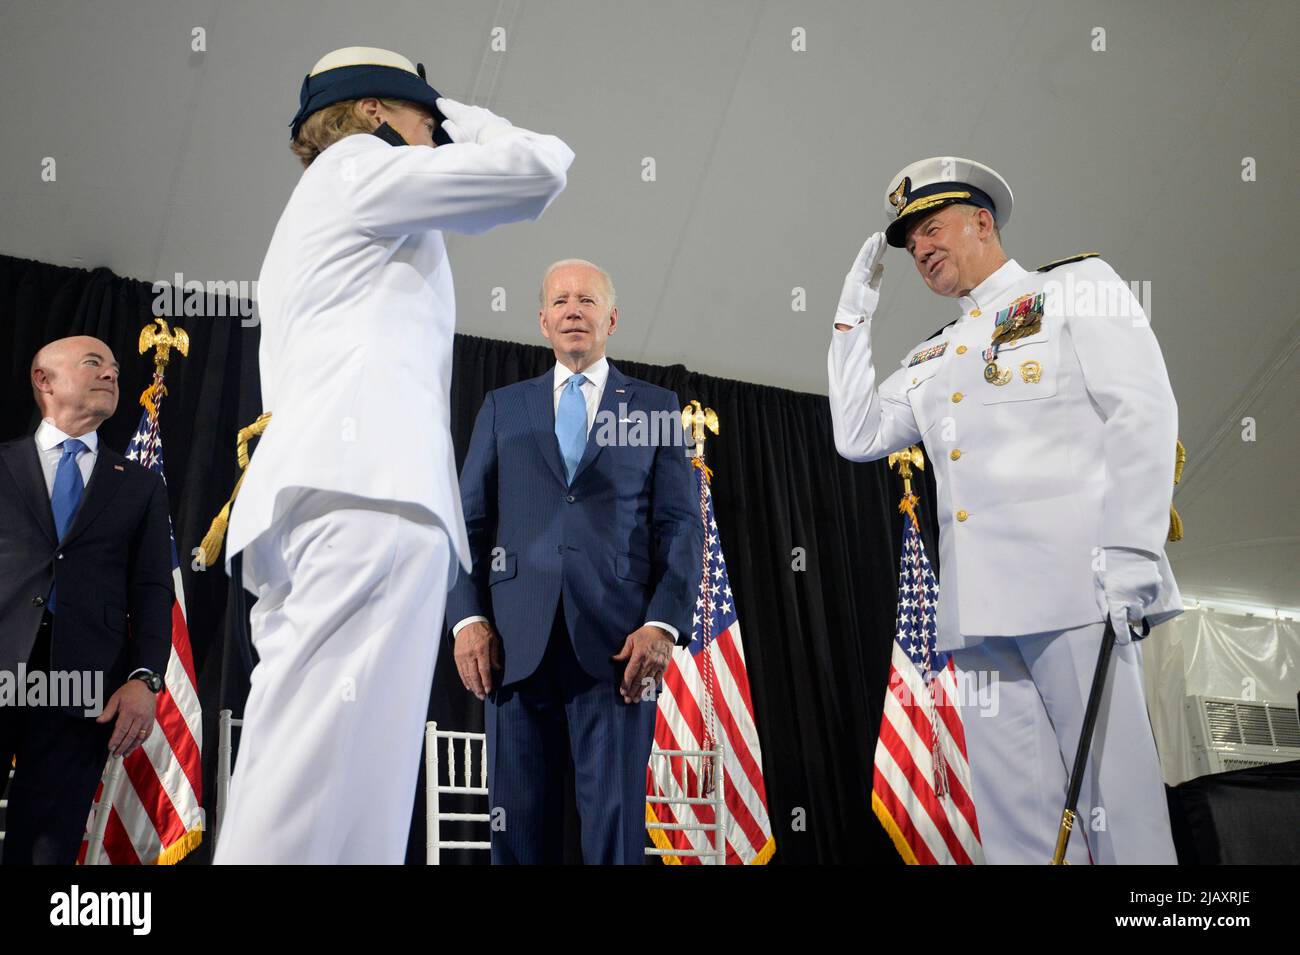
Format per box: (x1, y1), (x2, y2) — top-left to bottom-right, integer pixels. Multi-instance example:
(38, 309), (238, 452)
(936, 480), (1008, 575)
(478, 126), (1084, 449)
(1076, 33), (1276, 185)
(114, 464), (125, 471)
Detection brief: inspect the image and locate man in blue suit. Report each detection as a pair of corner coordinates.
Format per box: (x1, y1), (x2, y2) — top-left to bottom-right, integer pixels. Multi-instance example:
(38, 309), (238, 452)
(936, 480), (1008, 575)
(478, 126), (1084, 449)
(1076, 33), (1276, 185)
(447, 259), (702, 864)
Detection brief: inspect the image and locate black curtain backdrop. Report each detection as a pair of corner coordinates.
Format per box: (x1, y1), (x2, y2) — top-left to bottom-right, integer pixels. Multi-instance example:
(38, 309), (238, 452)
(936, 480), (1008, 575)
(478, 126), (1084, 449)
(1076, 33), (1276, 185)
(1, 252), (943, 865)
(1166, 759), (1300, 865)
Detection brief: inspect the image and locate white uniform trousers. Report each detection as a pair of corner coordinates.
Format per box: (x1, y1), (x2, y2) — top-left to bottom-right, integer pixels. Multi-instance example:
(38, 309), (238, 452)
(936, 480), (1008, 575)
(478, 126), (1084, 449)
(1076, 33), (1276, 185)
(214, 497), (451, 864)
(949, 621), (1177, 865)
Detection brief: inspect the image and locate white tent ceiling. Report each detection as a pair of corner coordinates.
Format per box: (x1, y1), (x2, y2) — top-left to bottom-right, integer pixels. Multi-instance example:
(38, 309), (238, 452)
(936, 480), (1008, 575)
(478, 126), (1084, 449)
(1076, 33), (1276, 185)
(2, 0), (1296, 612)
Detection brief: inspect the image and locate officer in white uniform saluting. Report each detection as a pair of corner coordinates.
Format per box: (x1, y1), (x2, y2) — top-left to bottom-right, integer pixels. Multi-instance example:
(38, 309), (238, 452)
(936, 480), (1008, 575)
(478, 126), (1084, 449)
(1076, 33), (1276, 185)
(216, 47), (574, 863)
(828, 157), (1182, 864)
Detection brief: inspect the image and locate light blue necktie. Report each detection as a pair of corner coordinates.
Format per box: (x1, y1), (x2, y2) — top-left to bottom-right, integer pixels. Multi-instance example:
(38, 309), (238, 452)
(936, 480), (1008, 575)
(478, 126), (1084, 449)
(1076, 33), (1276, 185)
(49, 437), (87, 611)
(555, 373), (588, 484)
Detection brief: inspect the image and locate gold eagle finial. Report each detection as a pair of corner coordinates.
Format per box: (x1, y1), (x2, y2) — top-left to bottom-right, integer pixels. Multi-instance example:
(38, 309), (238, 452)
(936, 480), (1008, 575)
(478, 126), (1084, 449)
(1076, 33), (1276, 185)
(138, 318), (190, 367)
(137, 318), (190, 417)
(681, 400), (719, 460)
(888, 445), (926, 526)
(887, 445), (925, 491)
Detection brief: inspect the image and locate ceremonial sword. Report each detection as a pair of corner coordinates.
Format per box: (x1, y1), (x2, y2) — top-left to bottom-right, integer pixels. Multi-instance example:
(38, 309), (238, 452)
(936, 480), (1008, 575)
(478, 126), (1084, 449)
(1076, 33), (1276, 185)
(1050, 616), (1125, 865)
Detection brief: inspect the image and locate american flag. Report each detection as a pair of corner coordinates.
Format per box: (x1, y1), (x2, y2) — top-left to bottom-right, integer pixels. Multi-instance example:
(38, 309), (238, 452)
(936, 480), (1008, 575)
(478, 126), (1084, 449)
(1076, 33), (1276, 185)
(646, 461), (774, 864)
(871, 505), (983, 864)
(79, 371), (204, 864)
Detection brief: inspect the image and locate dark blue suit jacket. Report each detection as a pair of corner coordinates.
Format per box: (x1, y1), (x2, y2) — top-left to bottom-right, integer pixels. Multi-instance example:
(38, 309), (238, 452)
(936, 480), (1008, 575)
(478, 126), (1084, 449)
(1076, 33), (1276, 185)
(447, 362), (703, 686)
(0, 436), (173, 715)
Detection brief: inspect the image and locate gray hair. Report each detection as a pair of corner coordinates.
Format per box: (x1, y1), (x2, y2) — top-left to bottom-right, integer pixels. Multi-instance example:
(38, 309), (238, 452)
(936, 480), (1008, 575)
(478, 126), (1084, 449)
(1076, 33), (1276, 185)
(539, 258), (617, 308)
(958, 202), (1002, 245)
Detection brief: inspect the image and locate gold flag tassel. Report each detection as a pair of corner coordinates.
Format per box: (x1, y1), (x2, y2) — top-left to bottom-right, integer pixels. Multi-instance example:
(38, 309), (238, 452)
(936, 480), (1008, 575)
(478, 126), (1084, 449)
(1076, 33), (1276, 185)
(199, 413), (272, 569)
(1168, 439), (1186, 542)
(139, 375), (166, 421)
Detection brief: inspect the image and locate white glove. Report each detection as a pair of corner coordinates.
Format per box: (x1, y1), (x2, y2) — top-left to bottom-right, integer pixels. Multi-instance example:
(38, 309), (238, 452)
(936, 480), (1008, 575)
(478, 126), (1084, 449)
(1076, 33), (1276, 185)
(435, 97), (515, 145)
(1095, 547), (1162, 644)
(833, 231), (888, 328)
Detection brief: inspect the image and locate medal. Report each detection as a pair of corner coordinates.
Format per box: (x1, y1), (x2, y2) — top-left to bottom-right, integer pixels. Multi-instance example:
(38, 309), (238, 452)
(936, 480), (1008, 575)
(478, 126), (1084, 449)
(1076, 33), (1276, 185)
(983, 292), (1045, 387)
(982, 340), (1010, 385)
(984, 362), (1011, 385)
(992, 292), (1045, 345)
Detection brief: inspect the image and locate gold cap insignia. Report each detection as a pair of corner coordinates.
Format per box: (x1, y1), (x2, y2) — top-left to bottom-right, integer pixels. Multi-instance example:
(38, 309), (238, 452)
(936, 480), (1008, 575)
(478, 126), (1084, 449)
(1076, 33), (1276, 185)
(888, 177), (910, 216)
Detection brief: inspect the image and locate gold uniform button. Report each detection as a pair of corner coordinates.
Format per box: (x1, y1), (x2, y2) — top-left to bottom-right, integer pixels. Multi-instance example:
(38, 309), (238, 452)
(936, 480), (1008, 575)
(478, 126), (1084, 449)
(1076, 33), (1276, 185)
(970, 309), (982, 318)
(956, 345), (968, 354)
(956, 509), (969, 522)
(951, 392), (964, 403)
(911, 377), (918, 385)
(950, 449), (961, 460)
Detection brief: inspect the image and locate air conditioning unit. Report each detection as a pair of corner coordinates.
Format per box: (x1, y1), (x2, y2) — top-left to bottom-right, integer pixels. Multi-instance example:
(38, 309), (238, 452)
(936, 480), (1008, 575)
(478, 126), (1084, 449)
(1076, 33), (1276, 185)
(1185, 695), (1300, 777)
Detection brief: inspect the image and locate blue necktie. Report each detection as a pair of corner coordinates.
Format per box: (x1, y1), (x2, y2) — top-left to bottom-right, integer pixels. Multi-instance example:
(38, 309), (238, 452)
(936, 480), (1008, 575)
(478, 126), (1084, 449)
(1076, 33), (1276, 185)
(49, 437), (87, 611)
(555, 373), (588, 484)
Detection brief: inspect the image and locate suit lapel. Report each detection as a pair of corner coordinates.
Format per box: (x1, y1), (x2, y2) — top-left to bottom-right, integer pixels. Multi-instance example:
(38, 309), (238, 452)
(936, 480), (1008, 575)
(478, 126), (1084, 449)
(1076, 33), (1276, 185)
(0, 438), (58, 545)
(61, 445), (127, 546)
(524, 371), (569, 487)
(572, 363), (633, 484)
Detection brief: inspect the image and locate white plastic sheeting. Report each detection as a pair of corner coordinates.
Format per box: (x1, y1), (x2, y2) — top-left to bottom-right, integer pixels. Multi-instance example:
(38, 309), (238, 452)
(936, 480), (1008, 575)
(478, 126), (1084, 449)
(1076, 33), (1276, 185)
(1141, 606), (1300, 786)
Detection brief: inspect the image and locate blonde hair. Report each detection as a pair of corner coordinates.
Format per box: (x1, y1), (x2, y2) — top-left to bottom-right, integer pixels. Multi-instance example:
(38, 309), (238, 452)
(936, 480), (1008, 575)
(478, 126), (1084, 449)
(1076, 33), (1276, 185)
(290, 97), (418, 168)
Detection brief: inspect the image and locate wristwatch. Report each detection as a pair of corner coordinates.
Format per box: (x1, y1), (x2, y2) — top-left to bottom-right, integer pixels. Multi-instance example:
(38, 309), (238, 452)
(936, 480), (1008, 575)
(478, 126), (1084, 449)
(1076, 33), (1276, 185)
(130, 670), (164, 693)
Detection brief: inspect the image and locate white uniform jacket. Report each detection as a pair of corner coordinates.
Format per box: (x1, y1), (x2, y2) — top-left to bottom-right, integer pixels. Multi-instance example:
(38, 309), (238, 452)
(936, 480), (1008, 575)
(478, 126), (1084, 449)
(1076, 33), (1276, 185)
(829, 257), (1183, 648)
(227, 128), (575, 589)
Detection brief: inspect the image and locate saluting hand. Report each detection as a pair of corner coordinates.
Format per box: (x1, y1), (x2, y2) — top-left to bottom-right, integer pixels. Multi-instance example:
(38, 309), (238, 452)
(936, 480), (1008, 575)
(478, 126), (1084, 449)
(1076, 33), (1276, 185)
(435, 97), (514, 145)
(834, 231), (889, 331)
(612, 626), (674, 705)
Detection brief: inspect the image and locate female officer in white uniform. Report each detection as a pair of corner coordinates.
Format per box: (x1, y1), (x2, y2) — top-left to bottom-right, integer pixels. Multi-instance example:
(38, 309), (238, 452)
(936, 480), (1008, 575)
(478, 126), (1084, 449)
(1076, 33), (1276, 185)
(216, 47), (573, 864)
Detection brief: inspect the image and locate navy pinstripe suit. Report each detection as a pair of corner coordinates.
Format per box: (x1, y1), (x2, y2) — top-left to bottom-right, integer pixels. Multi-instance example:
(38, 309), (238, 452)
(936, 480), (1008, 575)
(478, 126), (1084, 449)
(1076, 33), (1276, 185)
(447, 362), (702, 863)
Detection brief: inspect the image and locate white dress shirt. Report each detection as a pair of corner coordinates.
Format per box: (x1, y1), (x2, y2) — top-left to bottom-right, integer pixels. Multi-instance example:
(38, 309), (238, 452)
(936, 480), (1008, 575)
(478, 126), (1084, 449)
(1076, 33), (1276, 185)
(35, 418), (98, 494)
(453, 356), (679, 642)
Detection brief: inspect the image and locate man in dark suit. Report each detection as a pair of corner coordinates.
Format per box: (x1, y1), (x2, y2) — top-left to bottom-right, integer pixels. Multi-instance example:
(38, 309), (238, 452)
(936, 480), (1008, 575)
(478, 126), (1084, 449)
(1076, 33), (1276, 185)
(0, 335), (172, 864)
(448, 259), (703, 864)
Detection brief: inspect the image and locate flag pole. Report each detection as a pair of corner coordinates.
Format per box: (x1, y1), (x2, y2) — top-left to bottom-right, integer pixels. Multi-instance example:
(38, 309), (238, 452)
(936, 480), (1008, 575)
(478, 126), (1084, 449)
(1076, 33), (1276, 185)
(680, 400), (719, 793)
(887, 447), (949, 800)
